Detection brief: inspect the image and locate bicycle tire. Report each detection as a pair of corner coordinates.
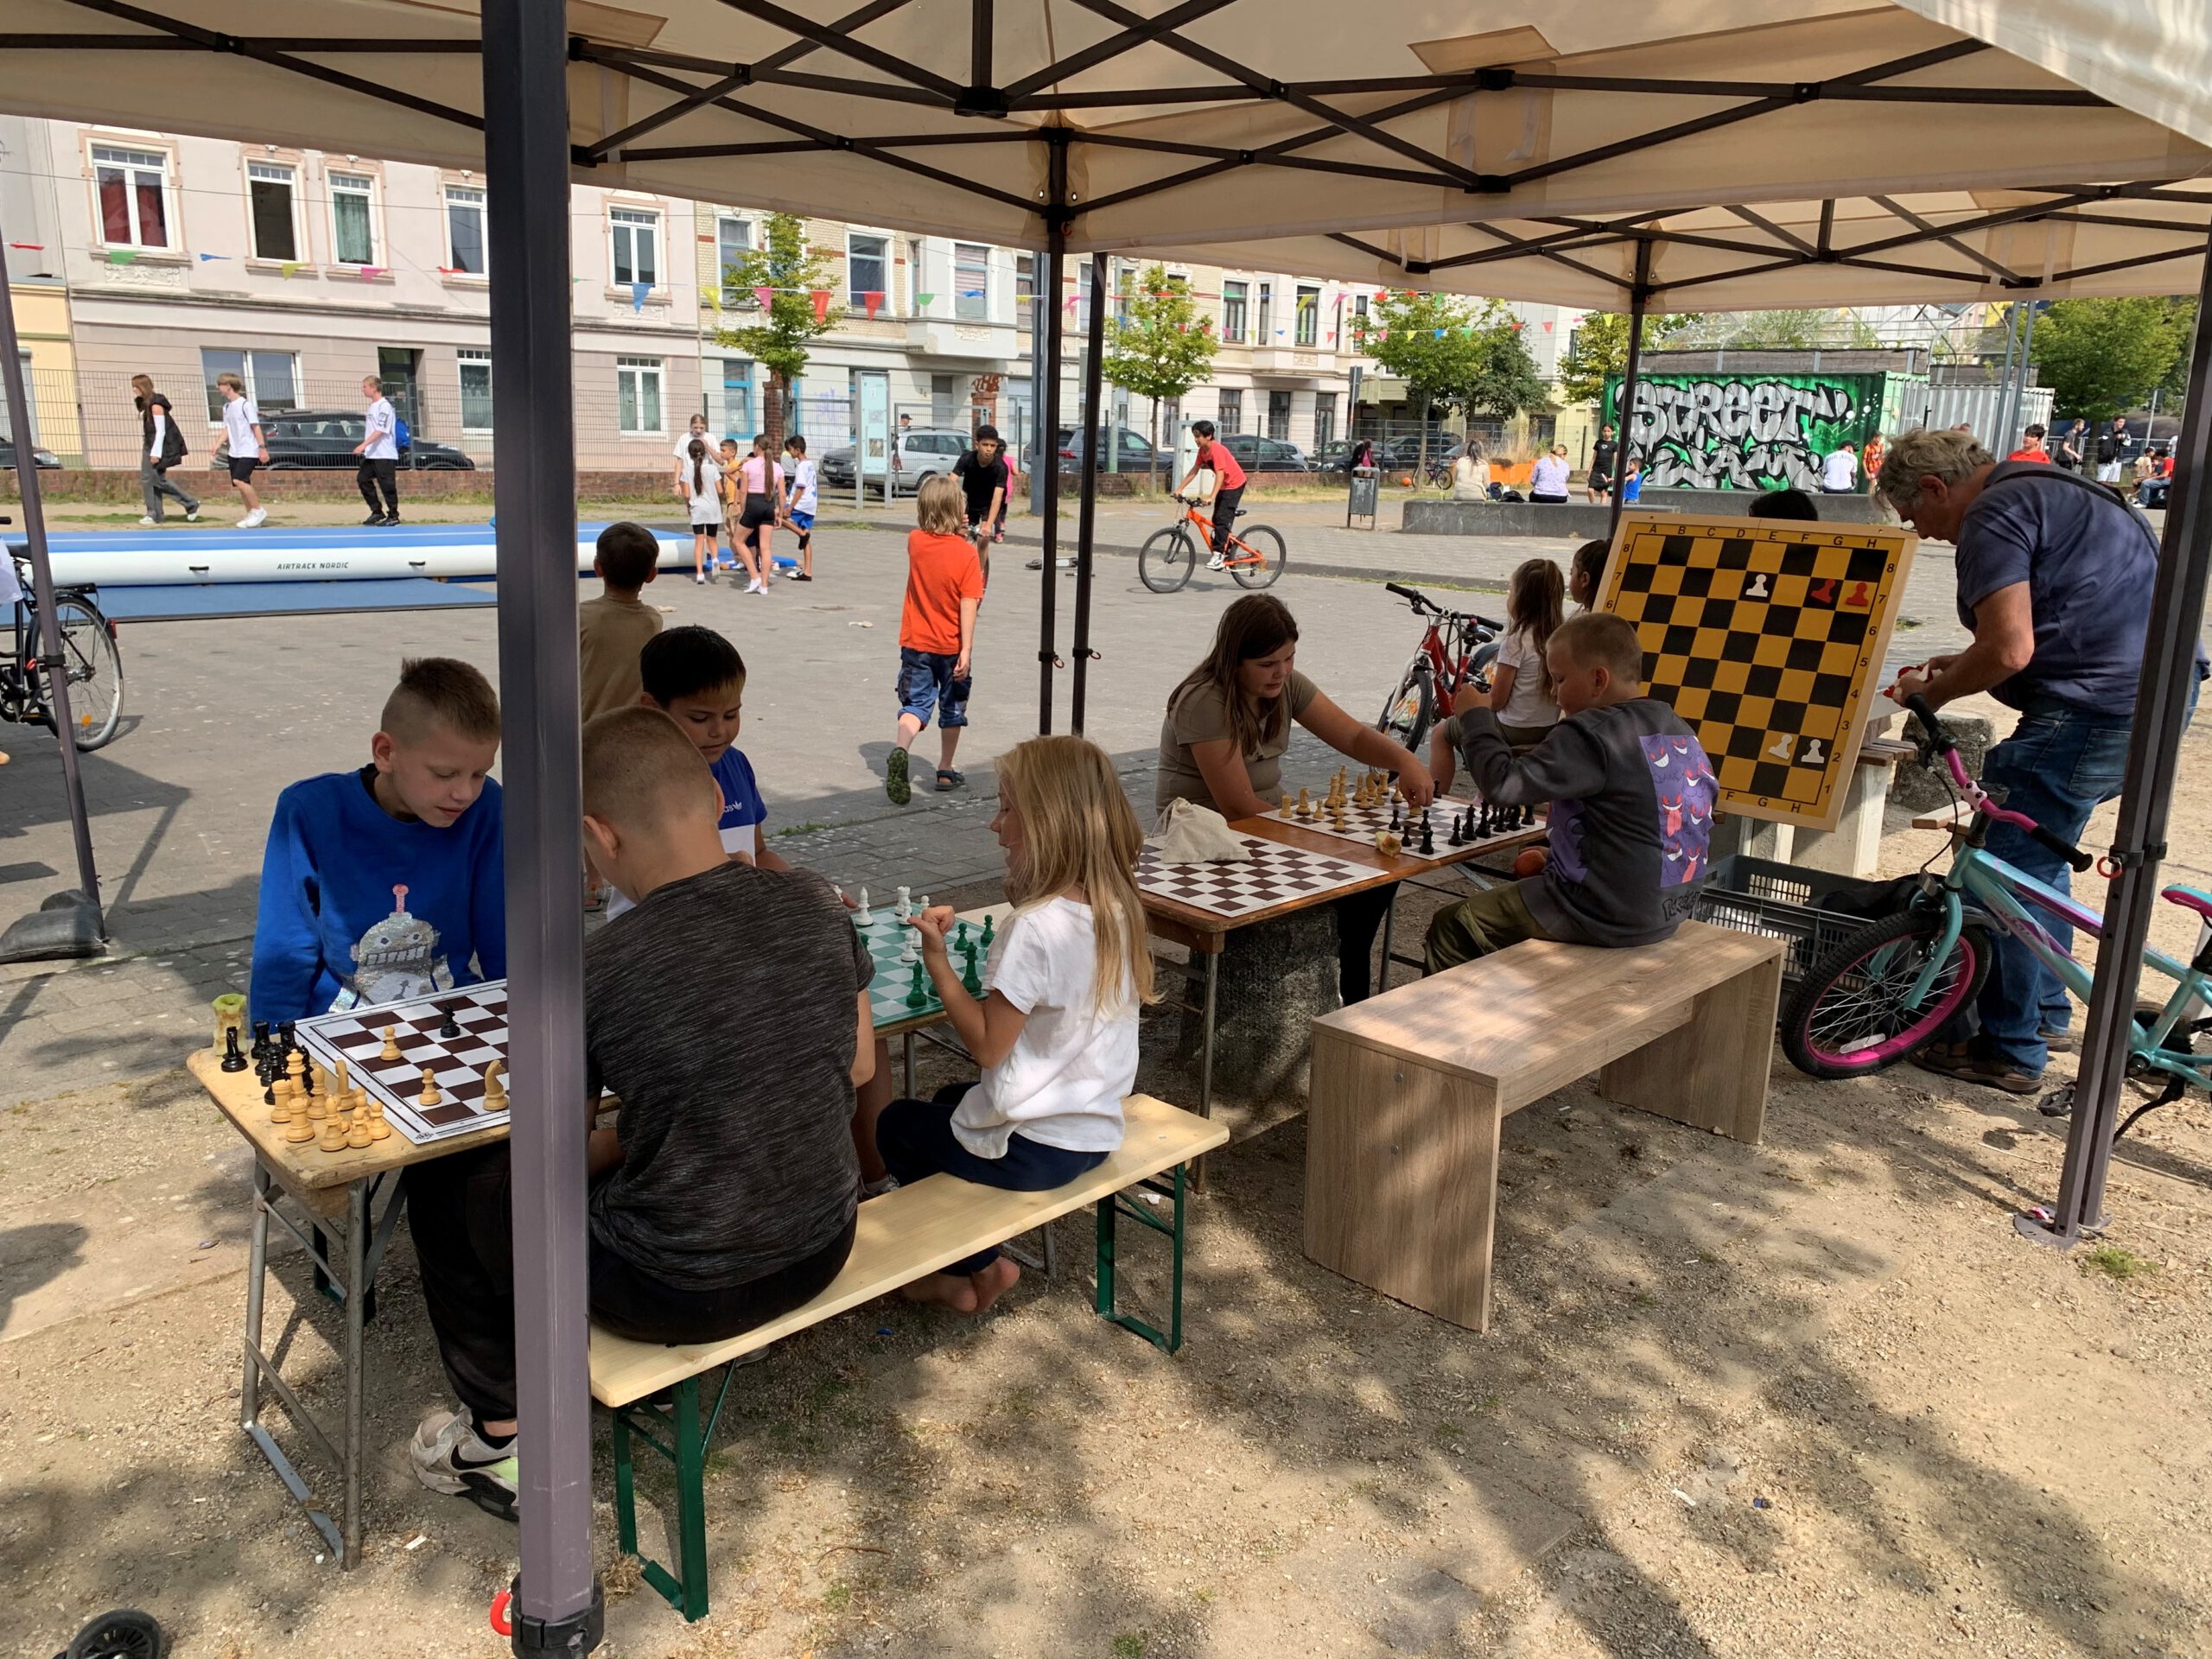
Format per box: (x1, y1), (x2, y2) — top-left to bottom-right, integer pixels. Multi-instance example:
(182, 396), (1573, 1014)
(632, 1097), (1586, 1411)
(1229, 524), (1287, 589)
(1138, 527), (1196, 594)
(67, 1607), (164, 1659)
(35, 594), (126, 751)
(1376, 657), (1433, 752)
(1780, 908), (1991, 1080)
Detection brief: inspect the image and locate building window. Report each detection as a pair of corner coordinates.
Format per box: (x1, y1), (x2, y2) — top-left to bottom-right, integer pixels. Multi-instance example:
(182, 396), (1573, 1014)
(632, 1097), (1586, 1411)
(616, 356), (664, 435)
(849, 232), (888, 310)
(610, 207), (658, 287)
(954, 243), (989, 321)
(93, 144), (169, 250)
(328, 171), (377, 265)
(1216, 389), (1242, 435)
(1014, 253), (1035, 305)
(446, 185), (487, 276)
(458, 349), (493, 431)
(716, 215), (752, 308)
(720, 360), (753, 437)
(1295, 285), (1320, 346)
(246, 161), (297, 262)
(1267, 391), (1293, 440)
(1221, 280), (1248, 344)
(1, 352), (35, 442)
(1076, 262), (1094, 330)
(1256, 282), (1274, 340)
(1314, 394), (1336, 452)
(200, 346), (299, 422)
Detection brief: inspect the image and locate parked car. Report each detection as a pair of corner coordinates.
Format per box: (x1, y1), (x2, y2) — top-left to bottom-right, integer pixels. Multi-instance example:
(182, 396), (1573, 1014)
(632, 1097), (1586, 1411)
(1219, 433), (1309, 472)
(819, 425), (969, 493)
(0, 436), (61, 470)
(216, 410), (476, 471)
(1026, 425), (1160, 474)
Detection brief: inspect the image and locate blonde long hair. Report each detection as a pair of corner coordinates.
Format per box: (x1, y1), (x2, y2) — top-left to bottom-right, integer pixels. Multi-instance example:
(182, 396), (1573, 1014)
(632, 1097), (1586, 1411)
(917, 473), (965, 536)
(995, 734), (1156, 1014)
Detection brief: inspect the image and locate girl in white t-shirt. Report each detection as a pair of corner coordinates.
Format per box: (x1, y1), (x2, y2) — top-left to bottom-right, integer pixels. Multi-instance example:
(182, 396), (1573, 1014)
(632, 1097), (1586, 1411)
(681, 437), (724, 585)
(1429, 556), (1565, 794)
(868, 734), (1156, 1313)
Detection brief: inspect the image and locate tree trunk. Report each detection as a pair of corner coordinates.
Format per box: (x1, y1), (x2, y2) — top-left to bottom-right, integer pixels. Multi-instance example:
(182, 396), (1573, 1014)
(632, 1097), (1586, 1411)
(763, 371), (788, 449)
(1148, 400), (1161, 495)
(1415, 392), (1432, 480)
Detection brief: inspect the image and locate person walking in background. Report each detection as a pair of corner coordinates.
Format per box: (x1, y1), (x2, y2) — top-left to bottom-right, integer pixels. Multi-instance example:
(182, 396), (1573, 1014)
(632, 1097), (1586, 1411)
(354, 375), (402, 527)
(216, 372), (270, 528)
(1584, 423), (1618, 503)
(2056, 418), (2086, 473)
(130, 373), (198, 526)
(1862, 432), (1885, 484)
(2094, 417), (2128, 484)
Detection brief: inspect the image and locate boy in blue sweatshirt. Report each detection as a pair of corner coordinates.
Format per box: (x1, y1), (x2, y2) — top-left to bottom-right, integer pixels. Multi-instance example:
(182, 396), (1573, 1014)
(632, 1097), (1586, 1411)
(249, 658), (505, 1027)
(1426, 612), (1713, 969)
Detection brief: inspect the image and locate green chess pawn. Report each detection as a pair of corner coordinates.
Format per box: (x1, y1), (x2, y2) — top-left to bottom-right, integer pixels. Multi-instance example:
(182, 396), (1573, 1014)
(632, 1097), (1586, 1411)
(905, 960), (929, 1009)
(961, 945), (982, 997)
(979, 912), (995, 949)
(954, 919), (970, 950)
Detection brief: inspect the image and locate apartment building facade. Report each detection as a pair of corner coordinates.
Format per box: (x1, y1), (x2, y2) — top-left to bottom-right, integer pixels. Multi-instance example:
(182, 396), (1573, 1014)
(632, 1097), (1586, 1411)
(0, 116), (1578, 474)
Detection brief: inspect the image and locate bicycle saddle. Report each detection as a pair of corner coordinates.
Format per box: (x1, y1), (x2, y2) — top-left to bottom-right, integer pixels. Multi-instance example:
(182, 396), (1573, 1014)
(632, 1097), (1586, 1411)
(2161, 885), (2212, 922)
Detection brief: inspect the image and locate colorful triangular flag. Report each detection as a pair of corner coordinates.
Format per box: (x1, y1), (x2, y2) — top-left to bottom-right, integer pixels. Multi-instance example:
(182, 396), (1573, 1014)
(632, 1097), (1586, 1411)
(810, 289), (831, 323)
(106, 249), (136, 266)
(279, 261), (301, 277)
(631, 281), (651, 313)
(863, 289), (883, 319)
(197, 251), (228, 262)
(754, 285), (774, 311)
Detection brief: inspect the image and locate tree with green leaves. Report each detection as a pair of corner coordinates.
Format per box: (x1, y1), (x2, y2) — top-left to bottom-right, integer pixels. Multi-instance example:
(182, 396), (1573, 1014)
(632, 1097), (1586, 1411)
(1558, 311), (1633, 406)
(713, 213), (842, 446)
(1356, 290), (1488, 471)
(1100, 262), (1218, 491)
(1462, 304), (1548, 424)
(2033, 297), (2188, 423)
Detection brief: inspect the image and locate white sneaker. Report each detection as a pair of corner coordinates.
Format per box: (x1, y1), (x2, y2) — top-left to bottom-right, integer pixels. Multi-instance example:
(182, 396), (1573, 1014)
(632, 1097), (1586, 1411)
(747, 579), (765, 594)
(242, 508), (268, 528)
(185, 510), (200, 522)
(410, 1406), (518, 1521)
(694, 571), (707, 585)
(137, 515), (157, 527)
(1205, 553), (1227, 570)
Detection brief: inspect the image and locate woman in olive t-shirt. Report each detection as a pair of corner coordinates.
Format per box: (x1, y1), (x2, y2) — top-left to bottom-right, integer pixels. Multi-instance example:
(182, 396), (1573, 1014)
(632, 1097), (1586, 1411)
(1157, 594), (1433, 1001)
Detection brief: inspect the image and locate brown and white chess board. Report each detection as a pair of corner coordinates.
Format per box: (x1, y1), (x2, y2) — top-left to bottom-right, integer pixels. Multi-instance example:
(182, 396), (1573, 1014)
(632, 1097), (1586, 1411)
(1258, 797), (1510, 861)
(296, 982), (511, 1145)
(1137, 836), (1370, 919)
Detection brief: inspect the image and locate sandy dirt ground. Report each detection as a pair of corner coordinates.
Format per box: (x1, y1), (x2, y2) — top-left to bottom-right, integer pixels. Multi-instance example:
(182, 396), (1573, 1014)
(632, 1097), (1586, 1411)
(5, 725), (2211, 1659)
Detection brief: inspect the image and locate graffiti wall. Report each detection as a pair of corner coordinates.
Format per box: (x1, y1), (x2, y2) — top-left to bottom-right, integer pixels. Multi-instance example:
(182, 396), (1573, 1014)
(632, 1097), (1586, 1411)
(1603, 372), (1885, 492)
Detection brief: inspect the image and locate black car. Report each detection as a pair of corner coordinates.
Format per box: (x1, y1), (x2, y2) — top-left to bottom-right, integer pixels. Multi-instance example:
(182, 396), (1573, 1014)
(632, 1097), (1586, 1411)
(1219, 433), (1309, 472)
(0, 436), (61, 470)
(219, 410), (476, 471)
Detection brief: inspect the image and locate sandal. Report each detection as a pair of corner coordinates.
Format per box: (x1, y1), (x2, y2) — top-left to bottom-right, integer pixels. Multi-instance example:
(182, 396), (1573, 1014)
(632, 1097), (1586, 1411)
(936, 768), (966, 791)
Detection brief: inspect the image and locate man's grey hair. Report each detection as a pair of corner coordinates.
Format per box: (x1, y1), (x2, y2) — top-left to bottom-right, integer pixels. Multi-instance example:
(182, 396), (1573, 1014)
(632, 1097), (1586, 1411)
(1872, 427), (1995, 513)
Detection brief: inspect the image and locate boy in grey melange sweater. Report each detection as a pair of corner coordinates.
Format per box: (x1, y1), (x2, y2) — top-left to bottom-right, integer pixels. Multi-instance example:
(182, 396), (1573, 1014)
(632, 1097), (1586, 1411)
(1426, 612), (1714, 970)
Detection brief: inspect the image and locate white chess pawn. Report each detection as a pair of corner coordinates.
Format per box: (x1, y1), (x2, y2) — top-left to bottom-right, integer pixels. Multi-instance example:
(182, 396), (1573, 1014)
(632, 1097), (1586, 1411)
(894, 885), (912, 921)
(855, 887), (871, 925)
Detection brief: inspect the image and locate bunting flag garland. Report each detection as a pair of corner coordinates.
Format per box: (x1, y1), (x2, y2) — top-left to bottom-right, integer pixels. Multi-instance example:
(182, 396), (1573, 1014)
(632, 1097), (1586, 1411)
(916, 291), (935, 308)
(809, 288), (831, 322)
(863, 289), (883, 319)
(279, 261), (302, 278)
(754, 285), (774, 311)
(360, 266), (385, 283)
(631, 280), (651, 313)
(9, 241), (42, 251)
(1541, 320), (1554, 333)
(105, 249), (136, 266)
(199, 251), (229, 262)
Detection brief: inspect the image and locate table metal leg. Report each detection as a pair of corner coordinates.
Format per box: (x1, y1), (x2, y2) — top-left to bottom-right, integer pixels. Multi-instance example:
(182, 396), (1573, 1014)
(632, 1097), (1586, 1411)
(1194, 950), (1220, 1194)
(1376, 887), (1400, 995)
(242, 1161), (272, 1432)
(902, 1030), (917, 1096)
(342, 1179), (368, 1566)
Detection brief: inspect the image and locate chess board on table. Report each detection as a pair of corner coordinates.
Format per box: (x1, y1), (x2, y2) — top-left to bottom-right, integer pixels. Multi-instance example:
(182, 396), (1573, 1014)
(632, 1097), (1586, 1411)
(856, 911), (995, 1031)
(1600, 515), (1916, 832)
(1137, 836), (1370, 920)
(295, 982), (511, 1145)
(1260, 794), (1541, 858)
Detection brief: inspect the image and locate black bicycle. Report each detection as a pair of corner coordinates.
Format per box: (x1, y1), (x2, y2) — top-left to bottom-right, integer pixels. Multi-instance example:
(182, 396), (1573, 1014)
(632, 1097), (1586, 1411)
(1374, 582), (1502, 753)
(3, 518), (127, 751)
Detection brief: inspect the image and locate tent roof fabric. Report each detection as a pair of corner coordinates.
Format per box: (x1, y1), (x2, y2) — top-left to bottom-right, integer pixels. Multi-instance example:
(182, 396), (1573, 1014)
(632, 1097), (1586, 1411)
(0, 0), (2204, 259)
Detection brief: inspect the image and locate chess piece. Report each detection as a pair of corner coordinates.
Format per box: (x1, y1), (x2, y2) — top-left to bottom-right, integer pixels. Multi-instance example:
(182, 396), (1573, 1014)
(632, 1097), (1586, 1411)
(919, 894), (931, 915)
(366, 1100), (392, 1141)
(955, 920), (970, 950)
(1801, 737), (1826, 766)
(1419, 814), (1434, 855)
(270, 1086), (294, 1126)
(1522, 803), (1537, 829)
(318, 1117), (348, 1153)
(334, 1059), (352, 1098)
(1389, 800), (1401, 832)
(1745, 570), (1770, 599)
(905, 961), (928, 1009)
(379, 1026), (401, 1061)
(1278, 791), (1291, 815)
(894, 885), (912, 921)
(856, 887), (872, 925)
(439, 1007), (461, 1040)
(306, 1081), (328, 1122)
(418, 1067), (442, 1108)
(1294, 787), (1313, 820)
(1476, 803), (1493, 839)
(962, 946), (983, 997)
(221, 1026), (249, 1073)
(482, 1058), (507, 1109)
(258, 1055), (278, 1108)
(345, 1109), (373, 1150)
(285, 1110), (317, 1145)
(899, 930), (921, 965)
(979, 913), (995, 949)
(251, 1020), (272, 1065)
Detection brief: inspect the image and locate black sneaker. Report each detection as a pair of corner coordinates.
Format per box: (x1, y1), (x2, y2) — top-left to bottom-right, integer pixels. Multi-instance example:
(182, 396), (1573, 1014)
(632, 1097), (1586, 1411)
(382, 514), (402, 527)
(410, 1407), (518, 1521)
(363, 513), (388, 527)
(886, 747), (912, 806)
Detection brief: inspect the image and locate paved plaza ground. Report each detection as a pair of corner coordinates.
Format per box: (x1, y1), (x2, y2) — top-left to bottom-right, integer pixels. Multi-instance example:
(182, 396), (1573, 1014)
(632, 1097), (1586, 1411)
(4, 504), (2210, 1658)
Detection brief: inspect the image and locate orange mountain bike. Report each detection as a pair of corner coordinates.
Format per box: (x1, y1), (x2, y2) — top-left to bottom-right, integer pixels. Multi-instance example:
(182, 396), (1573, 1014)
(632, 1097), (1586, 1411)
(1138, 494), (1287, 593)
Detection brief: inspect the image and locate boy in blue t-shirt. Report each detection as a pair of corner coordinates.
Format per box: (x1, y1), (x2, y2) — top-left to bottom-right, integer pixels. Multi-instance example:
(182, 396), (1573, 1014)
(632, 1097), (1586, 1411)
(250, 658), (505, 1028)
(606, 626), (785, 919)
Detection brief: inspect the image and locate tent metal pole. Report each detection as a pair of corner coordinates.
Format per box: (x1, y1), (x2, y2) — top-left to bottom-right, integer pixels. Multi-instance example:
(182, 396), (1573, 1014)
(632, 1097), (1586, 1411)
(2018, 229), (2212, 1249)
(0, 226), (105, 936)
(1071, 251), (1108, 735)
(1991, 300), (2022, 448)
(1037, 134), (1069, 735)
(2008, 299), (2040, 448)
(480, 0), (601, 1646)
(1608, 238), (1654, 539)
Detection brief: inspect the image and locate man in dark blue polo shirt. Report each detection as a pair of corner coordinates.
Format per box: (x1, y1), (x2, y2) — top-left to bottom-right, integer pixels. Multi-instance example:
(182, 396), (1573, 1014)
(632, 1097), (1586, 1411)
(1877, 426), (2183, 1092)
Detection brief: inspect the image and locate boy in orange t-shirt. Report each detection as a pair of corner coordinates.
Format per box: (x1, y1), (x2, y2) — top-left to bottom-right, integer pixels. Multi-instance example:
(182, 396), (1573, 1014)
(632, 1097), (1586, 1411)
(887, 474), (986, 804)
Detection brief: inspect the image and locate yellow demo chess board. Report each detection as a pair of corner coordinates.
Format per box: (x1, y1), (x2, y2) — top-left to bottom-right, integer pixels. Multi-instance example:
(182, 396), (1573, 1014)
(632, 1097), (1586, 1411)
(1599, 513), (1916, 831)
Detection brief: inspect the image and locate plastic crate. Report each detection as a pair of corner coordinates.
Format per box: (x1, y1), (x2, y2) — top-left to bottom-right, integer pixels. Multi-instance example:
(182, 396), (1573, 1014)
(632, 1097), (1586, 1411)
(1694, 855), (1901, 986)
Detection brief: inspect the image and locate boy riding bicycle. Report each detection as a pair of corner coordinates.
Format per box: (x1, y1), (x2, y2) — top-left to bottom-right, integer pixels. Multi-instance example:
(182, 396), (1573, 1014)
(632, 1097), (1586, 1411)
(1175, 420), (1247, 571)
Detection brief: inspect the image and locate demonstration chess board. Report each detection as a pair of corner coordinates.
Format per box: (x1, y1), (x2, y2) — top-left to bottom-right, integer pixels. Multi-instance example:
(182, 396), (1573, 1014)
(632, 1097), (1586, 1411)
(856, 910), (994, 1031)
(295, 982), (511, 1145)
(1137, 836), (1370, 919)
(1601, 515), (1916, 832)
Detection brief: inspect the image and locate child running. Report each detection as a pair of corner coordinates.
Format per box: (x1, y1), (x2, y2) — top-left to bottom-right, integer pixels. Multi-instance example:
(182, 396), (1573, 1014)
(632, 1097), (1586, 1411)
(681, 437), (723, 585)
(886, 475), (983, 804)
(735, 435), (785, 594)
(869, 734), (1154, 1313)
(783, 435), (818, 582)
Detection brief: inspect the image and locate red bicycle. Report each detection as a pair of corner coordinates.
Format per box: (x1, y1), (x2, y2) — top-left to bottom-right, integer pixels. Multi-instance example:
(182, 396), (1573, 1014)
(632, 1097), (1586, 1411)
(1374, 582), (1503, 751)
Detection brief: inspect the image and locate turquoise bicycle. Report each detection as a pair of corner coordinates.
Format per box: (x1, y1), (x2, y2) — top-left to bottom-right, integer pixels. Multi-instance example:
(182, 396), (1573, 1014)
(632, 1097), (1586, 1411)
(1781, 696), (2212, 1139)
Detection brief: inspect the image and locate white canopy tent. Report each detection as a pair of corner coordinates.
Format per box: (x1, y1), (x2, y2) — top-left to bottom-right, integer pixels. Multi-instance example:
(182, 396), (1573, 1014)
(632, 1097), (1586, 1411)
(4, 3), (2210, 1649)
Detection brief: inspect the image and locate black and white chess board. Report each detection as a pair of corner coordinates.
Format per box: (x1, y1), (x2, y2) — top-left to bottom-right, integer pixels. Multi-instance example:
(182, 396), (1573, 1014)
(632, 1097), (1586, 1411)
(296, 982), (511, 1144)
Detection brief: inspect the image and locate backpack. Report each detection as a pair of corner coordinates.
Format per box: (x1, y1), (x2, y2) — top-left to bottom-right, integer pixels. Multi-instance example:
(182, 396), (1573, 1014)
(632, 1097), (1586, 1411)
(393, 414), (412, 453)
(159, 415), (188, 467)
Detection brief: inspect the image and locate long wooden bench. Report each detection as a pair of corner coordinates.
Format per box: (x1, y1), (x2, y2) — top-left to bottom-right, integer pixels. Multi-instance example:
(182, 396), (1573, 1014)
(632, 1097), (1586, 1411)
(1302, 920), (1784, 1333)
(588, 1093), (1227, 1620)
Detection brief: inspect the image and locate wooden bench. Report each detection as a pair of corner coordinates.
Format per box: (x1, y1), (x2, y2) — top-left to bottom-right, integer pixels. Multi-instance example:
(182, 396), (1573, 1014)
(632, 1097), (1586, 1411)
(588, 1093), (1227, 1620)
(1302, 921), (1783, 1333)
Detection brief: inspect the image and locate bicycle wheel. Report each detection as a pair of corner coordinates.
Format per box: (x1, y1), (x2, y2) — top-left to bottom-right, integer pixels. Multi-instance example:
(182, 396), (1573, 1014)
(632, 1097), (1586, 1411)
(1375, 658), (1433, 752)
(36, 595), (126, 751)
(1229, 524), (1287, 588)
(1138, 527), (1197, 594)
(1780, 909), (1991, 1079)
